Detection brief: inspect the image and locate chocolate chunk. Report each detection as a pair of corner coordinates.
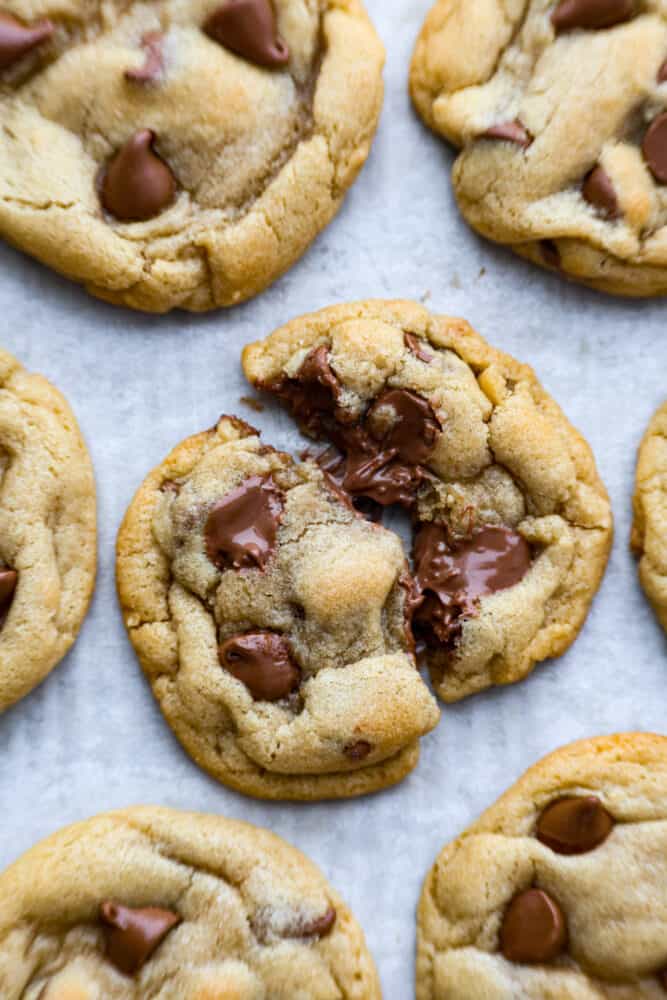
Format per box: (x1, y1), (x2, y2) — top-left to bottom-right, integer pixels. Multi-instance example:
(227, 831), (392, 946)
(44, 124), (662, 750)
(537, 796), (614, 854)
(100, 130), (176, 222)
(643, 113), (667, 185)
(0, 12), (53, 70)
(344, 740), (372, 761)
(218, 631), (300, 701)
(540, 239), (561, 269)
(100, 902), (180, 976)
(205, 475), (284, 570)
(204, 0), (289, 69)
(368, 389), (440, 466)
(659, 59), (667, 84)
(582, 165), (620, 220)
(412, 523), (531, 645)
(404, 332), (434, 363)
(552, 0), (635, 32)
(0, 567), (17, 625)
(500, 889), (567, 964)
(125, 32), (164, 83)
(482, 120), (532, 149)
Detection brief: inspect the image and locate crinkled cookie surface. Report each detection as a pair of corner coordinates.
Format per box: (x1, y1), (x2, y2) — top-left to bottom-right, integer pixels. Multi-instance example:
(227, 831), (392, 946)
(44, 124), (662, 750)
(417, 733), (667, 999)
(0, 0), (383, 313)
(632, 400), (667, 632)
(243, 300), (612, 702)
(410, 0), (667, 296)
(0, 347), (96, 711)
(0, 806), (381, 998)
(116, 415), (439, 800)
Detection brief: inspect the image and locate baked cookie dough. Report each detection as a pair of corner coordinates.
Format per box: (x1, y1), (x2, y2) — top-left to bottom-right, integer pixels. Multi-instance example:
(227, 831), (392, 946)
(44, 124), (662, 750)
(116, 415), (439, 799)
(410, 0), (667, 296)
(0, 0), (384, 313)
(243, 300), (613, 701)
(417, 733), (667, 999)
(632, 401), (667, 631)
(0, 347), (96, 711)
(0, 806), (381, 998)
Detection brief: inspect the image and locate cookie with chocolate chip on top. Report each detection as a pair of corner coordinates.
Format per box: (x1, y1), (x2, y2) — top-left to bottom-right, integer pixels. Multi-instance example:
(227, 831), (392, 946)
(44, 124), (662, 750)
(243, 300), (612, 702)
(116, 414), (439, 800)
(0, 347), (96, 711)
(0, 806), (381, 998)
(417, 733), (667, 999)
(0, 0), (384, 312)
(411, 0), (667, 296)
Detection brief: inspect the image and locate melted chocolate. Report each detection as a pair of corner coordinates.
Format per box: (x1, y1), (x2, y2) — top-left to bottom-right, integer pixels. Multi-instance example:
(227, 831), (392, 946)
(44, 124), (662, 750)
(100, 902), (180, 975)
(205, 475), (284, 570)
(404, 332), (434, 363)
(219, 631), (300, 700)
(0, 567), (17, 626)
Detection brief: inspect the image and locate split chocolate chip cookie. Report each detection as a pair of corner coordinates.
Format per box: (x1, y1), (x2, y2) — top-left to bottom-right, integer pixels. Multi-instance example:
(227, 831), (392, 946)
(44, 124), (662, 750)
(116, 415), (439, 799)
(416, 733), (667, 999)
(411, 0), (667, 296)
(0, 806), (381, 997)
(0, 1), (384, 313)
(243, 300), (613, 702)
(632, 401), (667, 632)
(0, 348), (96, 711)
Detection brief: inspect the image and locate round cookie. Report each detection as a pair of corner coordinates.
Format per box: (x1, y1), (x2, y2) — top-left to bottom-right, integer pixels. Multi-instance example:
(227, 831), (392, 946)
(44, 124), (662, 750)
(243, 300), (613, 702)
(0, 0), (384, 313)
(417, 733), (667, 999)
(410, 0), (667, 297)
(632, 401), (667, 631)
(0, 347), (96, 711)
(116, 415), (439, 800)
(0, 805), (381, 998)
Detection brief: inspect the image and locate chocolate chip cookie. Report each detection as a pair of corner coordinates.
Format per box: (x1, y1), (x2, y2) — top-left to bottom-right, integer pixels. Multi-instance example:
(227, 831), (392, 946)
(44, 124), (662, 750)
(243, 300), (613, 701)
(632, 401), (667, 631)
(116, 415), (439, 799)
(0, 347), (96, 711)
(411, 0), (667, 296)
(0, 1), (384, 312)
(0, 806), (381, 998)
(417, 733), (667, 999)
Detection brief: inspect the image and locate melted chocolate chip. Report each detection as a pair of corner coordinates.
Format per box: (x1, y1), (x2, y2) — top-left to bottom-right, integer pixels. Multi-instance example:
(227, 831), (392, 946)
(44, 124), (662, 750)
(412, 523), (532, 646)
(0, 11), (53, 70)
(204, 0), (289, 69)
(582, 165), (620, 220)
(500, 889), (567, 964)
(483, 120), (532, 149)
(368, 389), (441, 466)
(537, 796), (614, 854)
(205, 475), (284, 571)
(100, 130), (176, 222)
(125, 32), (164, 83)
(0, 567), (17, 625)
(100, 902), (180, 976)
(551, 0), (635, 32)
(643, 113), (667, 185)
(404, 332), (434, 363)
(297, 906), (336, 939)
(344, 740), (372, 761)
(540, 239), (561, 269)
(219, 631), (300, 701)
(279, 345), (346, 436)
(659, 59), (667, 84)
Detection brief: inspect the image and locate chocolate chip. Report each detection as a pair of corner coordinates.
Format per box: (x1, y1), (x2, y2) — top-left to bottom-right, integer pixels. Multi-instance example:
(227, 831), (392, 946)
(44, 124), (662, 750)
(404, 332), (434, 363)
(204, 0), (289, 69)
(537, 796), (614, 855)
(0, 567), (17, 625)
(500, 889), (567, 965)
(643, 113), (667, 185)
(412, 523), (532, 645)
(252, 905), (336, 943)
(368, 389), (441, 466)
(297, 906), (336, 939)
(125, 32), (164, 83)
(100, 902), (180, 976)
(100, 130), (176, 222)
(582, 165), (620, 220)
(659, 59), (667, 84)
(540, 239), (561, 269)
(0, 12), (53, 70)
(219, 631), (300, 701)
(344, 740), (372, 761)
(482, 120), (532, 149)
(205, 475), (284, 571)
(551, 0), (635, 33)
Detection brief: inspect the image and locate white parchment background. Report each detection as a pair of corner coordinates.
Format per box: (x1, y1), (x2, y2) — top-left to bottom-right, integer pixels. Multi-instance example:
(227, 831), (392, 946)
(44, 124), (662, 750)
(1, 2), (666, 995)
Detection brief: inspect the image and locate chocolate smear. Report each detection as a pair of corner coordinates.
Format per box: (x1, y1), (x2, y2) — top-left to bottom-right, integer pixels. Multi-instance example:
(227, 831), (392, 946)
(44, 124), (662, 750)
(205, 474), (284, 570)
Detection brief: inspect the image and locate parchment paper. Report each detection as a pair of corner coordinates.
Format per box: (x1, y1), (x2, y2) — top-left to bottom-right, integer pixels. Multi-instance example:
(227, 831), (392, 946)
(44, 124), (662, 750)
(1, 3), (666, 995)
